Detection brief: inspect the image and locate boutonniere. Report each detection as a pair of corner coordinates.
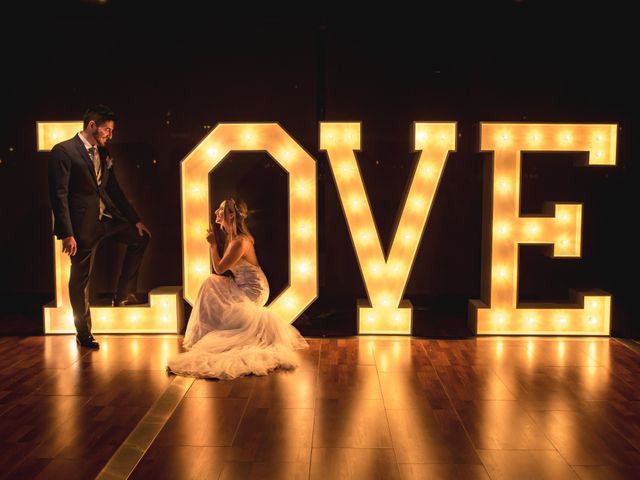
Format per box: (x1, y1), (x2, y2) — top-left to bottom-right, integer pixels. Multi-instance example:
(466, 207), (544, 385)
(105, 155), (114, 170)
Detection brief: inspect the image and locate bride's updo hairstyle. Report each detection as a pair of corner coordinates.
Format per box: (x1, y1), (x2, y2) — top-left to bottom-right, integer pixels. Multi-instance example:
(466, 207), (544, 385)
(223, 198), (255, 244)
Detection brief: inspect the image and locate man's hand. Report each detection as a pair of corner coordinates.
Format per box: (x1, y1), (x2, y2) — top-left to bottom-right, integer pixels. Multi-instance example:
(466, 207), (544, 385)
(62, 236), (77, 256)
(135, 222), (152, 238)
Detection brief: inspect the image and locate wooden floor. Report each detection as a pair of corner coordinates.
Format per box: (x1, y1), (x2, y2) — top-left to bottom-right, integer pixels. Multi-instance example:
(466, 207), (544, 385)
(0, 336), (639, 479)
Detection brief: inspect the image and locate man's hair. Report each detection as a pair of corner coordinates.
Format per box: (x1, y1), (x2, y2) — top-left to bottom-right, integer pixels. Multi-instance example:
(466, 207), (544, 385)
(83, 104), (117, 128)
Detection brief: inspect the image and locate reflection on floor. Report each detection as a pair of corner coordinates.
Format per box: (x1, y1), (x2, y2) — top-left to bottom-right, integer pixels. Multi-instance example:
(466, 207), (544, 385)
(0, 335), (639, 479)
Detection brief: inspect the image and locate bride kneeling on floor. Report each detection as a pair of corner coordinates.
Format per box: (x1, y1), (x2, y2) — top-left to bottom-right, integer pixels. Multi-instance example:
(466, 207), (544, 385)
(167, 198), (308, 380)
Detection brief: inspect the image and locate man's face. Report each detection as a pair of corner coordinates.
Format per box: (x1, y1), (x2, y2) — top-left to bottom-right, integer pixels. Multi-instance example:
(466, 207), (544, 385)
(90, 120), (114, 147)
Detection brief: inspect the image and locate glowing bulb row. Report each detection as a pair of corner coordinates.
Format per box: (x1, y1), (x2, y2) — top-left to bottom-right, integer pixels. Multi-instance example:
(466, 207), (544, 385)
(48, 288), (182, 333)
(181, 124), (318, 325)
(474, 123), (616, 335)
(492, 314), (600, 327)
(38, 121), (185, 334)
(321, 122), (456, 334)
(496, 130), (609, 149)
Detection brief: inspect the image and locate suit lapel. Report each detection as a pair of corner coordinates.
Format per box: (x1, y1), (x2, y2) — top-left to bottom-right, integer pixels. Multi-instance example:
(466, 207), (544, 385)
(73, 135), (99, 187)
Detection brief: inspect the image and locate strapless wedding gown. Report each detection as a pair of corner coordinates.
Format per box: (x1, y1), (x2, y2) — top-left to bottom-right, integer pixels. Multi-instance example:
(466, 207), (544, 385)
(168, 258), (308, 379)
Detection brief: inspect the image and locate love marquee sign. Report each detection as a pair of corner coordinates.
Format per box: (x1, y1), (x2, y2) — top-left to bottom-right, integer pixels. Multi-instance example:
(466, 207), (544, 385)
(37, 121), (617, 336)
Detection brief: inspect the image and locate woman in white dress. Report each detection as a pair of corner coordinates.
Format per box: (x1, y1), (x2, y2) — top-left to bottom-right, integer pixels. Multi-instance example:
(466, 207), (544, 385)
(168, 198), (308, 379)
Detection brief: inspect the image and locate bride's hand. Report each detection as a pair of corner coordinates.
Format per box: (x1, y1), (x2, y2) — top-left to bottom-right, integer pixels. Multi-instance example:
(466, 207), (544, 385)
(206, 227), (217, 245)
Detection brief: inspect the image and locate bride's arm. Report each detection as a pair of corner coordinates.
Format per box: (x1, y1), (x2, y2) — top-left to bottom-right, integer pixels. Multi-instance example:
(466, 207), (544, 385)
(211, 237), (246, 274)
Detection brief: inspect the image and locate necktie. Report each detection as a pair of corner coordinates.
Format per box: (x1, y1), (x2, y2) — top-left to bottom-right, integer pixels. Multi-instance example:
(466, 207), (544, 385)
(88, 146), (106, 218)
(88, 146), (100, 178)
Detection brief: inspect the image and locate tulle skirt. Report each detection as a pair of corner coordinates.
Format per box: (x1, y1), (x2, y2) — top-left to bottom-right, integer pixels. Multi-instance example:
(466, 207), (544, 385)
(168, 274), (308, 380)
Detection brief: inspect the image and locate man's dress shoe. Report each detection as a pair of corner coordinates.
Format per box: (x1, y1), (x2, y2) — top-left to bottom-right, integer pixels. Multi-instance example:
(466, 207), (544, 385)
(76, 336), (99, 349)
(116, 293), (145, 307)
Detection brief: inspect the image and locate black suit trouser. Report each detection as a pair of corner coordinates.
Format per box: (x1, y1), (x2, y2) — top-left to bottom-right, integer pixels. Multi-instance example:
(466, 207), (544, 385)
(68, 219), (149, 339)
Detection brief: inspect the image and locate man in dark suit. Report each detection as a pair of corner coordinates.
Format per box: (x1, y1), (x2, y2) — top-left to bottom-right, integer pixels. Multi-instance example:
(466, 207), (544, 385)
(48, 105), (151, 348)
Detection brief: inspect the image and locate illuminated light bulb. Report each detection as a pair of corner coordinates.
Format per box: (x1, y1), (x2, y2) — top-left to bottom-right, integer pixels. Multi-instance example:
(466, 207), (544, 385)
(560, 239), (569, 248)
(281, 148), (293, 160)
(497, 178), (510, 194)
(416, 130), (428, 143)
(402, 230), (415, 244)
(131, 314), (139, 322)
(562, 133), (573, 143)
(439, 133), (448, 143)
(68, 313), (74, 323)
(390, 262), (402, 276)
(497, 223), (510, 237)
(324, 131), (336, 145)
(367, 313), (376, 323)
(295, 181), (310, 198)
(100, 314), (107, 322)
(297, 261), (311, 276)
(560, 212), (570, 222)
(52, 132), (59, 140)
(190, 184), (205, 198)
(596, 151), (603, 158)
(358, 230), (372, 245)
(161, 315), (169, 323)
(590, 301), (599, 309)
(344, 129), (357, 142)
(527, 315), (536, 325)
(349, 195), (363, 211)
(529, 225), (539, 235)
(393, 313), (402, 323)
(284, 297), (297, 310)
(595, 134), (603, 142)
(206, 147), (218, 158)
(500, 133), (510, 143)
(243, 130), (255, 144)
(531, 133), (541, 143)
(368, 261), (383, 276)
(589, 317), (597, 325)
(338, 162), (353, 178)
(296, 222), (312, 238)
(379, 295), (392, 307)
(411, 196), (425, 211)
(559, 317), (567, 325)
(419, 162), (435, 178)
(497, 315), (505, 325)
(497, 267), (508, 280)
(193, 263), (206, 274)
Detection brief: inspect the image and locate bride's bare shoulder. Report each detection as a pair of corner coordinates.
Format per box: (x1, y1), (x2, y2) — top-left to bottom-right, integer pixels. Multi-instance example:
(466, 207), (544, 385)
(236, 233), (255, 245)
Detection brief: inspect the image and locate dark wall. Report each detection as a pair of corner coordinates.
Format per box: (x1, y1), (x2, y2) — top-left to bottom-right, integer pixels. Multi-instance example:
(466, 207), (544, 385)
(1, 2), (637, 337)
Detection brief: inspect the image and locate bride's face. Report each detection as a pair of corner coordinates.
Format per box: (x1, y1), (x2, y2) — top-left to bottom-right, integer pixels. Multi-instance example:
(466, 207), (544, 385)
(214, 201), (234, 232)
(214, 202), (226, 229)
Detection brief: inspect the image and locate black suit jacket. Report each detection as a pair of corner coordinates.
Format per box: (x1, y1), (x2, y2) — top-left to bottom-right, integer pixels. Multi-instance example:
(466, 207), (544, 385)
(48, 135), (140, 243)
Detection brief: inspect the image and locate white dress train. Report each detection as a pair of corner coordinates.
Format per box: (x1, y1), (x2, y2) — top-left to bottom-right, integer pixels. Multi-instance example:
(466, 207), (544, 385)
(168, 258), (308, 379)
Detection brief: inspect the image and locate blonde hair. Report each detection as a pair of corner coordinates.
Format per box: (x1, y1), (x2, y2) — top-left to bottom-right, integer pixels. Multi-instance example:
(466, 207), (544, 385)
(222, 198), (254, 246)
